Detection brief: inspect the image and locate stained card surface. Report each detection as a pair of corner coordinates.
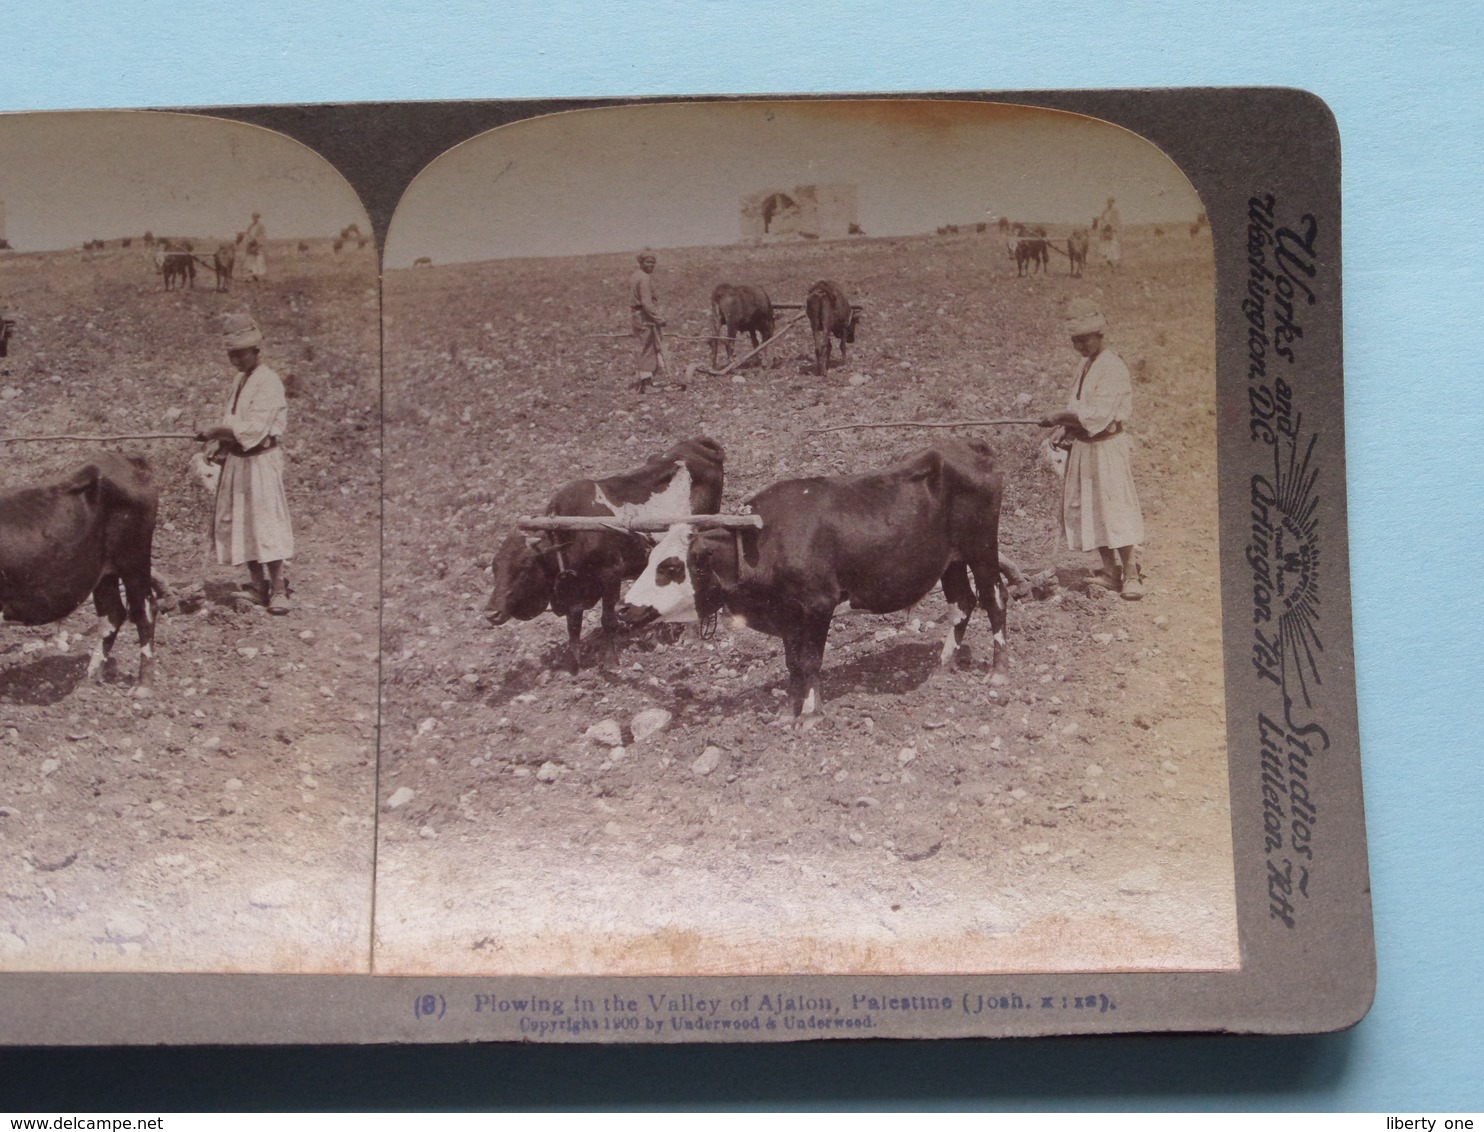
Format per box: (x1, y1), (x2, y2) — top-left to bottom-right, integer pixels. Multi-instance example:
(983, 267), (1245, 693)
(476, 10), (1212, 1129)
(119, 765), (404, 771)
(0, 91), (1372, 1042)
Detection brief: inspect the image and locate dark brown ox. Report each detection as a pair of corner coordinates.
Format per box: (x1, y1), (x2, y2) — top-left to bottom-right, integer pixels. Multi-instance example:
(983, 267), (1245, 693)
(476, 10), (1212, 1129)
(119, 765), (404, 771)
(211, 242), (236, 292)
(805, 279), (859, 376)
(1011, 225), (1049, 276)
(0, 453), (160, 688)
(618, 439), (1008, 718)
(485, 437), (725, 673)
(1067, 228), (1090, 277)
(160, 240), (195, 291)
(709, 283), (775, 368)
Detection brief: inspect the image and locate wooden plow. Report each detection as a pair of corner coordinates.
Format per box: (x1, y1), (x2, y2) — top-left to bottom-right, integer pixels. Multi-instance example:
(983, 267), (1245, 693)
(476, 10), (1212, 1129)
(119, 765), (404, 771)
(686, 311), (810, 379)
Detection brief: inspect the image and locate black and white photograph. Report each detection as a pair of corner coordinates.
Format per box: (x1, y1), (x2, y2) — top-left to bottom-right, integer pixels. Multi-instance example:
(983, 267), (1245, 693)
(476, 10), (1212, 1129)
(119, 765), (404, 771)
(0, 112), (380, 972)
(376, 99), (1236, 976)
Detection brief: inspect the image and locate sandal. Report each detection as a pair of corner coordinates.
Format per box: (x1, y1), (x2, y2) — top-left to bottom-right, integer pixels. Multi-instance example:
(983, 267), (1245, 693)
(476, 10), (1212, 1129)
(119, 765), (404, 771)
(1120, 576), (1144, 600)
(1085, 570), (1121, 593)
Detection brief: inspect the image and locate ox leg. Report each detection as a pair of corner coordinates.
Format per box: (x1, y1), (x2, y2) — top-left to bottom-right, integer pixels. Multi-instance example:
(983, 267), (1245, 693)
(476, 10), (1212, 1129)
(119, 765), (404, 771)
(597, 580), (623, 668)
(983, 568), (1010, 672)
(783, 611), (833, 719)
(939, 564), (977, 666)
(87, 578), (127, 683)
(562, 609), (584, 675)
(122, 572), (158, 689)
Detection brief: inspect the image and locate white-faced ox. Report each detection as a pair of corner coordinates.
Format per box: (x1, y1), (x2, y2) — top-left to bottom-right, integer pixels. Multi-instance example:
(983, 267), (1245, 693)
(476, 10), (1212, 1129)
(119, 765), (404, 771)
(485, 437), (724, 673)
(618, 440), (1009, 718)
(0, 453), (161, 688)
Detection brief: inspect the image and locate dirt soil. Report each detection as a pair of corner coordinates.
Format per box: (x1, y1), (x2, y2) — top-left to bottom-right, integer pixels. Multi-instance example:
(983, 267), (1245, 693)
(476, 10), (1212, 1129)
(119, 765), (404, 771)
(377, 227), (1237, 975)
(0, 239), (381, 972)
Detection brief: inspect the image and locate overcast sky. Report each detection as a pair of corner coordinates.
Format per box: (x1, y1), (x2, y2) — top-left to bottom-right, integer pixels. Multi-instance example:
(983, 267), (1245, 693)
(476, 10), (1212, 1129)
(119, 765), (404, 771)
(0, 110), (370, 251)
(385, 99), (1205, 268)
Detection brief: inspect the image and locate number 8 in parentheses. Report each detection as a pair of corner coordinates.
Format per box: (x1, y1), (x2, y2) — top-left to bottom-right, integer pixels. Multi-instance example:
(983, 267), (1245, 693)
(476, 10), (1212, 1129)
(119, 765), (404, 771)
(415, 993), (447, 1020)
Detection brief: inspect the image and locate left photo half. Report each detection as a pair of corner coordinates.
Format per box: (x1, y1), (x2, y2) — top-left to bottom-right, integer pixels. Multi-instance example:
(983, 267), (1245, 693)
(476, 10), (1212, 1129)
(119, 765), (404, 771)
(0, 112), (380, 972)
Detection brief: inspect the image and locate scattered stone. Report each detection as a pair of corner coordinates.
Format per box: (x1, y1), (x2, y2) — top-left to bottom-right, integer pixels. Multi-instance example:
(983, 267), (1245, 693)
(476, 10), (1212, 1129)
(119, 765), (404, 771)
(897, 748), (917, 766)
(896, 826), (942, 861)
(1117, 867), (1163, 895)
(419, 826), (437, 839)
(1086, 764), (1104, 777)
(299, 629), (315, 642)
(1020, 842), (1051, 857)
(416, 718), (437, 736)
(1060, 722), (1080, 737)
(1092, 632), (1114, 646)
(236, 647), (259, 659)
(603, 821), (622, 837)
(848, 374), (870, 386)
(855, 796), (880, 809)
(1161, 760), (1179, 774)
(584, 719), (623, 746)
(1010, 787), (1028, 801)
(848, 831), (864, 845)
(224, 778), (243, 792)
(1153, 615), (1169, 630)
(692, 746), (723, 776)
(630, 707), (673, 742)
(250, 879), (297, 908)
(536, 761), (563, 783)
(105, 916), (147, 942)
(386, 786), (415, 810)
(40, 759), (60, 777)
(658, 843), (685, 862)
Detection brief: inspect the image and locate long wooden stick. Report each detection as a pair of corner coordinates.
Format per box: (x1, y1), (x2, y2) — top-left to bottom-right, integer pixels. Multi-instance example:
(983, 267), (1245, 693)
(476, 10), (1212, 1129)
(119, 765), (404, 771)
(518, 514), (763, 533)
(806, 418), (1042, 435)
(0, 432), (200, 444)
(586, 332), (724, 342)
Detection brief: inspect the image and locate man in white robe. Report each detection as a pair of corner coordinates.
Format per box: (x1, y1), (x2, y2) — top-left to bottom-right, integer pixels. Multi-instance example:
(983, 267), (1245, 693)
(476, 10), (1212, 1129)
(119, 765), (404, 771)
(196, 312), (295, 613)
(245, 212), (267, 282)
(1038, 298), (1145, 598)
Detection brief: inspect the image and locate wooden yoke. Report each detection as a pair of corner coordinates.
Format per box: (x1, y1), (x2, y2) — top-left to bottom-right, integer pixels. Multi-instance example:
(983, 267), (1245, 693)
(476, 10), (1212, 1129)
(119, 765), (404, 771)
(516, 514), (763, 534)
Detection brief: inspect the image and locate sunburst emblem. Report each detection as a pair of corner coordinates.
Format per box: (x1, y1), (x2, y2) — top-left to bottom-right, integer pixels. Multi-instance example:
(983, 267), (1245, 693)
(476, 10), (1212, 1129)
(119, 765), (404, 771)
(1270, 421), (1322, 709)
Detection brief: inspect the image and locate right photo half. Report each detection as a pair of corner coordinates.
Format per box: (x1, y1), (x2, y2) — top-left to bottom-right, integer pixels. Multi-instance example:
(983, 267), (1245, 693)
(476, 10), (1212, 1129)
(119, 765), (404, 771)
(375, 99), (1234, 976)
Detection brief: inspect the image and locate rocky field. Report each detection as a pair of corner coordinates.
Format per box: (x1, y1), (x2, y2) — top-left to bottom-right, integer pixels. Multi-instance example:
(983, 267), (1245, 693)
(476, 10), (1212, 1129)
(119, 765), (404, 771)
(376, 226), (1238, 975)
(0, 239), (381, 972)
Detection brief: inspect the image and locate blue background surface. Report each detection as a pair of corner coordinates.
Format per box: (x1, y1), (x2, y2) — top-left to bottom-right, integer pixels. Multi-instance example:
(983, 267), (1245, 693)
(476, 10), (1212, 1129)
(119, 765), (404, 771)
(1, 0), (1480, 1112)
